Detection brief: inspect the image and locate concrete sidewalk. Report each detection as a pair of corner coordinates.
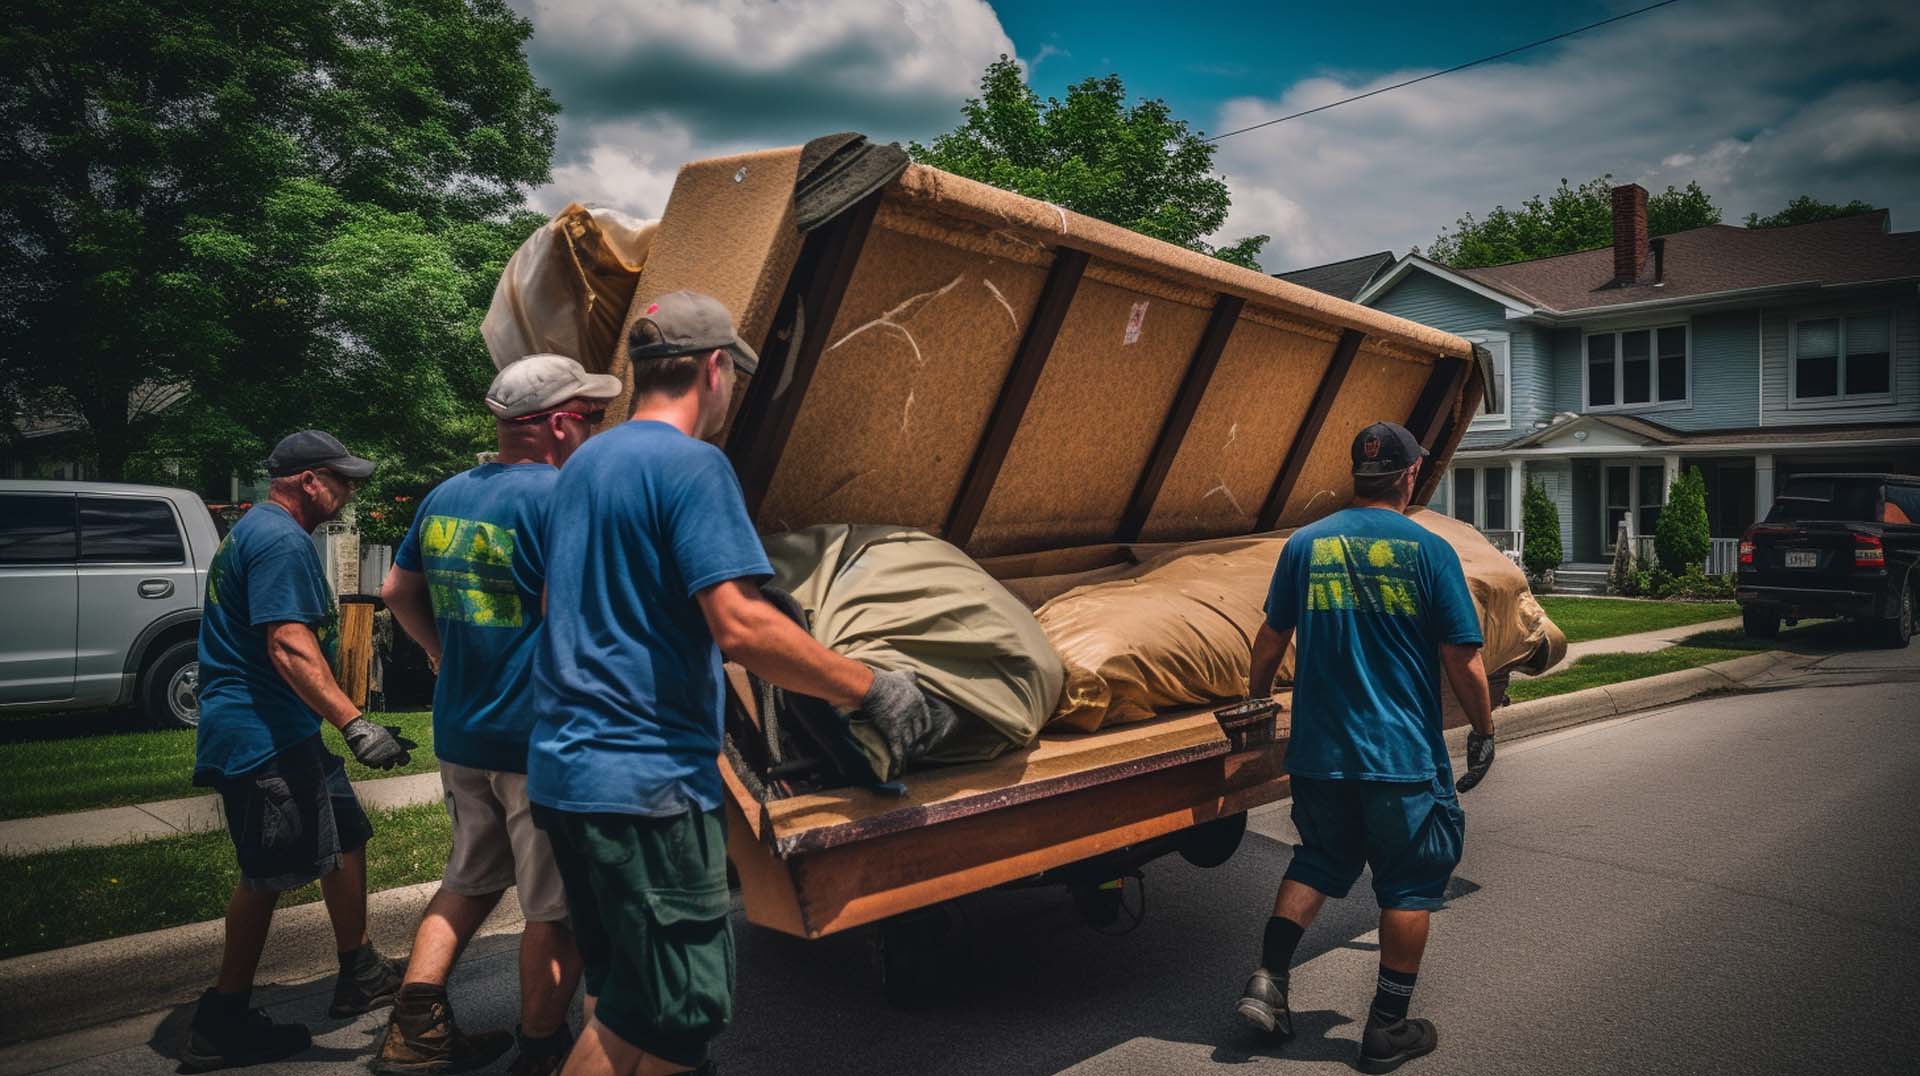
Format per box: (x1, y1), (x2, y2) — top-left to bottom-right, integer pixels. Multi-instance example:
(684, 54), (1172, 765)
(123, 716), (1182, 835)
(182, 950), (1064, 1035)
(0, 771), (444, 857)
(1517, 615), (1743, 679)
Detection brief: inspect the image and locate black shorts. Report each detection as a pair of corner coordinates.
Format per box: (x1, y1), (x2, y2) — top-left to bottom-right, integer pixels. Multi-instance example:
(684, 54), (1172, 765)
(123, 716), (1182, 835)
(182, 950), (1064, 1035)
(214, 734), (374, 892)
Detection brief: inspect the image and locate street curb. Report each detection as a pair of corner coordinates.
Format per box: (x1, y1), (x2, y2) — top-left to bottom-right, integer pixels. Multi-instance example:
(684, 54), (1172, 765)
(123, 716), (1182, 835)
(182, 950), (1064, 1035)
(1444, 648), (1817, 753)
(0, 879), (526, 1050)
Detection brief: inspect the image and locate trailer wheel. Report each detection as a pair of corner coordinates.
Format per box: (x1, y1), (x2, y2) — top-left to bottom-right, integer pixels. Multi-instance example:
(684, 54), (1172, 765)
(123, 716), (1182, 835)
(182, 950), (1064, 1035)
(1179, 811), (1248, 869)
(875, 907), (950, 1008)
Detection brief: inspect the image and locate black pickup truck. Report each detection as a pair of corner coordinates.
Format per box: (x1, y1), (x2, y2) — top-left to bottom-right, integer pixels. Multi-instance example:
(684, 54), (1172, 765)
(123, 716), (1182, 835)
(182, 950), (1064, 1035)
(1736, 473), (1920, 646)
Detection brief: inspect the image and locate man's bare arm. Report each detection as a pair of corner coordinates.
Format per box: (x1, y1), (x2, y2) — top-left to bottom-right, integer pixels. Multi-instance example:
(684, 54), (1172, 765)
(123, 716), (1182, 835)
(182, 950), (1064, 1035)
(696, 579), (874, 710)
(380, 566), (441, 665)
(266, 621), (361, 730)
(1249, 623), (1293, 699)
(1439, 642), (1494, 737)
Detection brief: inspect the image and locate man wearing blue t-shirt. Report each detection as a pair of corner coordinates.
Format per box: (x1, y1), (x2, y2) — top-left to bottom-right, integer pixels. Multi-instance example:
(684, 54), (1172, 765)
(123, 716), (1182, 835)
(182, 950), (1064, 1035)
(528, 292), (903, 1076)
(185, 430), (415, 1073)
(1235, 421), (1497, 1075)
(374, 355), (621, 1076)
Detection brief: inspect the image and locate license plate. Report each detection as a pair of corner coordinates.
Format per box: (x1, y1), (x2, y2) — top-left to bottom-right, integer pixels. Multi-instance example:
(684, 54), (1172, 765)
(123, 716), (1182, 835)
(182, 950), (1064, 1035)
(1786, 550), (1818, 568)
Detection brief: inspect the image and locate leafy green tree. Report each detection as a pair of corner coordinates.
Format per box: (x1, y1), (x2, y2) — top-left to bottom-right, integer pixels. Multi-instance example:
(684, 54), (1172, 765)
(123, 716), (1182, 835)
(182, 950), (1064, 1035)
(1521, 480), (1563, 578)
(1423, 176), (1720, 268)
(1744, 195), (1877, 229)
(1655, 467), (1711, 575)
(911, 57), (1269, 269)
(0, 0), (558, 493)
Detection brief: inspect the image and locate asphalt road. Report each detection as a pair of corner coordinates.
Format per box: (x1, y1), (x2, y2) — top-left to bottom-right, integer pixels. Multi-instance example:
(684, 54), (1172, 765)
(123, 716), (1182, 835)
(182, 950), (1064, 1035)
(13, 640), (1920, 1076)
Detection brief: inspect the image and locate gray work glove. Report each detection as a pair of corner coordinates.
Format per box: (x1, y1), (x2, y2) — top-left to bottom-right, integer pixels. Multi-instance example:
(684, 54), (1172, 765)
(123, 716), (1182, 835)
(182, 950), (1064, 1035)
(1455, 731), (1495, 793)
(852, 669), (959, 780)
(342, 717), (417, 770)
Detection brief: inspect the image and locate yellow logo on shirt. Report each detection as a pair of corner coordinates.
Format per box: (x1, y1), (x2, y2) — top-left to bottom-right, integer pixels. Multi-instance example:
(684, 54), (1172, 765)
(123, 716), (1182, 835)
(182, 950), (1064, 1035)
(420, 515), (524, 628)
(1307, 536), (1421, 616)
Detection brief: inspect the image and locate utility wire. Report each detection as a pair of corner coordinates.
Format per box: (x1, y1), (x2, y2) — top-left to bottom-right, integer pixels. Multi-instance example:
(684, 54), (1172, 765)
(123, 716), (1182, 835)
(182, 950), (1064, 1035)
(1204, 0), (1684, 142)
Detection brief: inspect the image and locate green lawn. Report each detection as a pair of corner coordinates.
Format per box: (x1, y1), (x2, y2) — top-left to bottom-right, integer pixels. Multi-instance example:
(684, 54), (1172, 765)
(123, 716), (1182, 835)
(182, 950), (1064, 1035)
(0, 711), (436, 821)
(1536, 596), (1741, 644)
(1506, 624), (1828, 703)
(0, 801), (451, 959)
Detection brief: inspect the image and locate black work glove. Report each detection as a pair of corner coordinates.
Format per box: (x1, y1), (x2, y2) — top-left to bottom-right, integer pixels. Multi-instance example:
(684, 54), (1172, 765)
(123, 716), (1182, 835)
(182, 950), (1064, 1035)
(1455, 731), (1495, 793)
(342, 717), (417, 770)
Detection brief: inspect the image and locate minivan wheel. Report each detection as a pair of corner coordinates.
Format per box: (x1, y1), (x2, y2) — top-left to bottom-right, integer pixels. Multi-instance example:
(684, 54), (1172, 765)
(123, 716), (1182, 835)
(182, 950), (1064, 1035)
(140, 639), (200, 728)
(1742, 606), (1780, 639)
(1877, 586), (1914, 649)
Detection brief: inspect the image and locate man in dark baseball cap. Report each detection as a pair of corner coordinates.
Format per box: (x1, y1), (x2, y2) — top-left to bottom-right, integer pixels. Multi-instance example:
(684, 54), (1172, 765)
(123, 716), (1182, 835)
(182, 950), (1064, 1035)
(1233, 418), (1495, 1073)
(626, 289), (759, 376)
(185, 429), (412, 1070)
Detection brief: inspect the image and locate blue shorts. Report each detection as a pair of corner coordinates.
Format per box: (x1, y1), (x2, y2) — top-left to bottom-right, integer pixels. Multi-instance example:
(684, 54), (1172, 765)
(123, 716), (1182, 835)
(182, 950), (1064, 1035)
(1282, 775), (1464, 911)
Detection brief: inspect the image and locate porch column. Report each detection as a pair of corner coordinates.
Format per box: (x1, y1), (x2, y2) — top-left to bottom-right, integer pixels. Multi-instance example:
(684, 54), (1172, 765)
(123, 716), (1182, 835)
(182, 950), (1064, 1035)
(1510, 462), (1526, 550)
(1755, 453), (1775, 524)
(1662, 454), (1682, 497)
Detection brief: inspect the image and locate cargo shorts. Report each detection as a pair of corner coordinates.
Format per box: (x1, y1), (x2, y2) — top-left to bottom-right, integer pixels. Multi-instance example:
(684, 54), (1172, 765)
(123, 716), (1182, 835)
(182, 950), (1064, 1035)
(532, 805), (734, 1068)
(439, 762), (569, 922)
(1282, 774), (1464, 911)
(213, 734), (373, 892)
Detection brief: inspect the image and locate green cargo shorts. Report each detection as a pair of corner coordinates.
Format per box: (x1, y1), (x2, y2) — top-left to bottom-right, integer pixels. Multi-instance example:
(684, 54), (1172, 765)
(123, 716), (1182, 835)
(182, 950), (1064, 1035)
(531, 805), (733, 1067)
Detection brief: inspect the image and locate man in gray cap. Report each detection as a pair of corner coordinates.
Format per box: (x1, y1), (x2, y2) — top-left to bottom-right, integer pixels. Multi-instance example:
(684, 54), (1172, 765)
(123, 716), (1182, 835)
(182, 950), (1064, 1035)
(374, 355), (620, 1076)
(184, 431), (415, 1073)
(527, 292), (912, 1076)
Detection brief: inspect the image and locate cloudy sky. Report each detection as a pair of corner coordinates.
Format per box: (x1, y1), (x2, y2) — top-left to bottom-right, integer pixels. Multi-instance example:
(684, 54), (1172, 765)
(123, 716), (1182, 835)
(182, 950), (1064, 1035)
(510, 0), (1920, 272)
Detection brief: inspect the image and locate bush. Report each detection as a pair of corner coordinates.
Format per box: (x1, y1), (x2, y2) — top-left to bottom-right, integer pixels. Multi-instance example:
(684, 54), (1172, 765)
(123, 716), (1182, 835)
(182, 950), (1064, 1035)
(1521, 480), (1563, 578)
(1609, 563), (1733, 600)
(1656, 467), (1711, 573)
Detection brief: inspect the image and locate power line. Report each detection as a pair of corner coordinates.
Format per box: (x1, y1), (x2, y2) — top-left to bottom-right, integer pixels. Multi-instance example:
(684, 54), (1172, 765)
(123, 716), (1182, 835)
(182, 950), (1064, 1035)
(1204, 0), (1684, 143)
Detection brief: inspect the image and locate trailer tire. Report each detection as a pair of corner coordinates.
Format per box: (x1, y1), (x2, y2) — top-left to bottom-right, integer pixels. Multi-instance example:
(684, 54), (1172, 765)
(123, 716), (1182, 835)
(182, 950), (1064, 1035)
(1179, 811), (1248, 869)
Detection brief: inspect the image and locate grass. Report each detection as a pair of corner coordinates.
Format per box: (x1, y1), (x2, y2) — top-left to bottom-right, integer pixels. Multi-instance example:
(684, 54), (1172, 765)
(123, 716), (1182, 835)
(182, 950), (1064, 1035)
(1506, 624), (1830, 703)
(1536, 596), (1740, 644)
(0, 800), (451, 959)
(0, 711), (436, 821)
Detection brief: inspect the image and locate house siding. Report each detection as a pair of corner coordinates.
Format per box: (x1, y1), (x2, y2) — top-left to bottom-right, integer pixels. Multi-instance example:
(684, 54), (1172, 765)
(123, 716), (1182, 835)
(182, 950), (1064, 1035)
(1369, 274), (1552, 449)
(1524, 459), (1575, 560)
(1760, 286), (1920, 426)
(1662, 310), (1760, 430)
(1548, 328), (1582, 415)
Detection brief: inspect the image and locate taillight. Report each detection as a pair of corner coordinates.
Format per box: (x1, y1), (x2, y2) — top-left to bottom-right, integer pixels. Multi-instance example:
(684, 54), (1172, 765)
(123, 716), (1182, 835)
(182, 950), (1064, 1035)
(1739, 540), (1755, 566)
(1855, 533), (1885, 568)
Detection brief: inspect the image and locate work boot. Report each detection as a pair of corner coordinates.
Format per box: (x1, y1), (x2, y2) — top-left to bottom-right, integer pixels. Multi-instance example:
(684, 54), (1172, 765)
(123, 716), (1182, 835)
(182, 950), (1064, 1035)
(330, 944), (406, 1018)
(177, 988), (312, 1073)
(1235, 967), (1293, 1037)
(370, 983), (513, 1074)
(504, 1023), (575, 1076)
(1357, 1013), (1438, 1074)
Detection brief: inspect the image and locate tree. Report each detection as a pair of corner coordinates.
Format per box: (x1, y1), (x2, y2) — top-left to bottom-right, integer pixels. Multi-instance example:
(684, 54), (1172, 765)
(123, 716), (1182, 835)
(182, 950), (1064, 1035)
(1423, 176), (1720, 268)
(0, 0), (559, 489)
(1745, 195), (1877, 229)
(1521, 480), (1563, 579)
(911, 57), (1269, 269)
(1655, 467), (1711, 575)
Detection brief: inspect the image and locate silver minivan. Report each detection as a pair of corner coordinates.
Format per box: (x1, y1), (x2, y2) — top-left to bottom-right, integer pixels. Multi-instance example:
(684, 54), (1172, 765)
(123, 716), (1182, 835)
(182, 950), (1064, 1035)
(0, 480), (220, 727)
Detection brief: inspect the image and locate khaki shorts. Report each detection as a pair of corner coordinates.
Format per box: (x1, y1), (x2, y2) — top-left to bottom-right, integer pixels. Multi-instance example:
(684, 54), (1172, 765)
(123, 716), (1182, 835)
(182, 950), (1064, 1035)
(439, 762), (569, 922)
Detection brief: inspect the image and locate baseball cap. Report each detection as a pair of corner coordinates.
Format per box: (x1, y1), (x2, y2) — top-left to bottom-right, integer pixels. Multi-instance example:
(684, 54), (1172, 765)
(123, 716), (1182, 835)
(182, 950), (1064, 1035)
(627, 291), (759, 376)
(486, 353), (624, 419)
(1350, 421), (1427, 476)
(265, 430), (376, 479)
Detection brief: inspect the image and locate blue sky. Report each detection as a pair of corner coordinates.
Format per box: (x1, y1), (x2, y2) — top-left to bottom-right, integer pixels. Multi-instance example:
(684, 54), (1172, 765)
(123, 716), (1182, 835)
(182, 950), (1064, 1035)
(513, 1), (1919, 271)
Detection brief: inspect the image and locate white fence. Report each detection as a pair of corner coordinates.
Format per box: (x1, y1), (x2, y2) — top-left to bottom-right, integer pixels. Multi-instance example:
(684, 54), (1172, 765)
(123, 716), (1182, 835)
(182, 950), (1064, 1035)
(1618, 530), (1740, 577)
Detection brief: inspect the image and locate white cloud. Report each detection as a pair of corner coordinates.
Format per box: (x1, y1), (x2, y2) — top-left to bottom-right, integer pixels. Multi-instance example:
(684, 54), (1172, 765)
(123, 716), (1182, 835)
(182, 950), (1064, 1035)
(1207, 0), (1920, 270)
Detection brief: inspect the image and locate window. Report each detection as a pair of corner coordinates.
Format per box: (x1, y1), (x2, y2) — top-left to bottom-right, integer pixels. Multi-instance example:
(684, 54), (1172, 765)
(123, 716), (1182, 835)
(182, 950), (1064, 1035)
(1452, 469), (1476, 524)
(1463, 333), (1510, 430)
(1793, 313), (1892, 403)
(79, 498), (185, 563)
(1448, 465), (1511, 531)
(1766, 476), (1884, 523)
(0, 494), (78, 564)
(1584, 325), (1689, 409)
(1638, 466), (1665, 536)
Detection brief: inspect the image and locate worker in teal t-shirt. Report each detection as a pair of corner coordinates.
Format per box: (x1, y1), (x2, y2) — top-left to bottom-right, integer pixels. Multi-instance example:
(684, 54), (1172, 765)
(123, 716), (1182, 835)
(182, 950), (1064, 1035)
(1235, 421), (1497, 1075)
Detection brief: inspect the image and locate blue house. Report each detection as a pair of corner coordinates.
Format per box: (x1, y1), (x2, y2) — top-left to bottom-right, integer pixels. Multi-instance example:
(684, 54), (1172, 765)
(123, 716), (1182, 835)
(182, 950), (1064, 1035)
(1283, 185), (1920, 586)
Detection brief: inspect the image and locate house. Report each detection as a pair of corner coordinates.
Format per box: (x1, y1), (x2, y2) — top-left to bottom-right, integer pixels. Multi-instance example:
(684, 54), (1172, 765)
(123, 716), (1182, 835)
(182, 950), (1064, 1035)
(1275, 250), (1395, 301)
(1286, 186), (1920, 586)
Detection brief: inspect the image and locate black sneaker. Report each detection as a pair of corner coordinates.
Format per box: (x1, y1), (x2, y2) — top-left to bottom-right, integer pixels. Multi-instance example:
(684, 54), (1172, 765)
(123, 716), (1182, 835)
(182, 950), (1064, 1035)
(1234, 967), (1293, 1037)
(330, 946), (406, 1018)
(177, 990), (312, 1073)
(1357, 1013), (1438, 1074)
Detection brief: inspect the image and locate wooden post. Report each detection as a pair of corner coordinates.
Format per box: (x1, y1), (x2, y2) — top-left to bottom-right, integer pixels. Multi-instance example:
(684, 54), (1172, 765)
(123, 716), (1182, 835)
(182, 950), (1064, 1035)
(334, 596), (378, 710)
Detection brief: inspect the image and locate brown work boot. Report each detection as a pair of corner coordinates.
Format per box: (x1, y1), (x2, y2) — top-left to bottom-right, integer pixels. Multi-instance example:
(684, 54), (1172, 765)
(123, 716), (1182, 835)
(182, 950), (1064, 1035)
(369, 983), (513, 1074)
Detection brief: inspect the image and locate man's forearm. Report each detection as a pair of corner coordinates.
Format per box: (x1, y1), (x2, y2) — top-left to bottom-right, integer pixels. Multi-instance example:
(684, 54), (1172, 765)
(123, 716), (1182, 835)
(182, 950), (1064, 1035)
(268, 624), (361, 730)
(1441, 646), (1495, 736)
(726, 612), (874, 711)
(1248, 625), (1292, 698)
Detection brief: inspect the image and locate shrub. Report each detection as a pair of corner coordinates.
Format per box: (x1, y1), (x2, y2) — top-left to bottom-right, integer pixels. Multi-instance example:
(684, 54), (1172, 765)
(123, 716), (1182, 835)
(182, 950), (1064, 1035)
(1521, 480), (1563, 578)
(1656, 466), (1711, 573)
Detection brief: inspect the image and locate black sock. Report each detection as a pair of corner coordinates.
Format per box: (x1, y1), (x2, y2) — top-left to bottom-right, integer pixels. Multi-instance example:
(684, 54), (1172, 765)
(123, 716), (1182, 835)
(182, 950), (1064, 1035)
(1372, 966), (1418, 1023)
(1262, 916), (1305, 975)
(338, 942), (373, 973)
(518, 1024), (575, 1057)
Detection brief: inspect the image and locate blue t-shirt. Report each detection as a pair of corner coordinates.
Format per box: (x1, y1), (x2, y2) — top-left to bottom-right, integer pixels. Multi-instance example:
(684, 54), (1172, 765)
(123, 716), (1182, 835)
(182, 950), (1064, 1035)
(528, 421), (774, 816)
(195, 503), (337, 779)
(395, 462), (557, 773)
(1264, 508), (1483, 783)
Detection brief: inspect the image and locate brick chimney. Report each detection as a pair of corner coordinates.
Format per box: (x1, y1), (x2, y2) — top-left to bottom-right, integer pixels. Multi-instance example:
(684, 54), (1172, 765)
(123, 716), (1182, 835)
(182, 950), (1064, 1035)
(1611, 183), (1649, 285)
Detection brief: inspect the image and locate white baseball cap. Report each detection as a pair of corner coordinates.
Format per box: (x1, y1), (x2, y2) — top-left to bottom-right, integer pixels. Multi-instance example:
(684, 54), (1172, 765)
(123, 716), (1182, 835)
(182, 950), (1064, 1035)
(485, 354), (623, 419)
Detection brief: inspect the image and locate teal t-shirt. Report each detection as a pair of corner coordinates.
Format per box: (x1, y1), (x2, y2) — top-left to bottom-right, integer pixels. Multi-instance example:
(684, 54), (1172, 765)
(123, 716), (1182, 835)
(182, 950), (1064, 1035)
(1265, 508), (1484, 783)
(195, 503), (336, 779)
(528, 421), (773, 817)
(395, 462), (557, 773)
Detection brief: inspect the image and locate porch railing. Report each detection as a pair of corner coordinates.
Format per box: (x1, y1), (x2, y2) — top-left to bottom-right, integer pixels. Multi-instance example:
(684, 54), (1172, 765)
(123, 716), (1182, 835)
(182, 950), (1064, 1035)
(1620, 532), (1741, 577)
(1480, 528), (1522, 554)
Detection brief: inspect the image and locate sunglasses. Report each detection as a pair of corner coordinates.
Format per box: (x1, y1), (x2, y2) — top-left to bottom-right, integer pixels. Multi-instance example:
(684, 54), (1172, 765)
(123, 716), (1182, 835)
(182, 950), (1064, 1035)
(511, 408), (606, 425)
